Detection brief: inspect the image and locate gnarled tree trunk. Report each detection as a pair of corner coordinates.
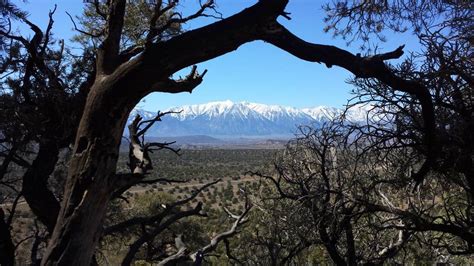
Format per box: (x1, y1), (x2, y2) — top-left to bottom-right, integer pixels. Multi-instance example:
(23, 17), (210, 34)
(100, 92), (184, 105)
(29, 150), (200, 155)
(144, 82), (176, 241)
(42, 83), (136, 265)
(40, 0), (434, 264)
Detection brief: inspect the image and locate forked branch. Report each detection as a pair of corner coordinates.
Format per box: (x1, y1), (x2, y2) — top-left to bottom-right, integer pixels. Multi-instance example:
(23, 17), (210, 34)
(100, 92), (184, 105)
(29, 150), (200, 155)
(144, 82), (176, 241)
(127, 111), (181, 174)
(157, 194), (252, 265)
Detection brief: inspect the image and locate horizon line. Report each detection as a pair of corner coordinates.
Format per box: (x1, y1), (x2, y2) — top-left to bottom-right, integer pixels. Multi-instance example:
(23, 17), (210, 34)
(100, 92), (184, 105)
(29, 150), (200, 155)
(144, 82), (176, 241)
(134, 99), (348, 111)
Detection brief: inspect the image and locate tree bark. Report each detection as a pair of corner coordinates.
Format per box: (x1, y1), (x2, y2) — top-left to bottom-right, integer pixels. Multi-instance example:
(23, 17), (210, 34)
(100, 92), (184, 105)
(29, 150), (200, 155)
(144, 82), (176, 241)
(22, 140), (61, 233)
(0, 209), (14, 266)
(41, 82), (136, 265)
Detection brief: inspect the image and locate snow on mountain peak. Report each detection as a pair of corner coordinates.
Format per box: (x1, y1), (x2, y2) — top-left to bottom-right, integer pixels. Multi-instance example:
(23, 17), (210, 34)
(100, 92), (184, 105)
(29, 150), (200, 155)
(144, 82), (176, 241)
(128, 101), (370, 137)
(166, 100), (243, 120)
(164, 100), (316, 121)
(132, 101), (370, 122)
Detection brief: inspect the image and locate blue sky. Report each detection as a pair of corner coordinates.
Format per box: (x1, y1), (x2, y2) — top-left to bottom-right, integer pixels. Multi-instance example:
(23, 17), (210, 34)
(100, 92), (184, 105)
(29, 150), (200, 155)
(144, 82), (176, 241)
(14, 0), (419, 110)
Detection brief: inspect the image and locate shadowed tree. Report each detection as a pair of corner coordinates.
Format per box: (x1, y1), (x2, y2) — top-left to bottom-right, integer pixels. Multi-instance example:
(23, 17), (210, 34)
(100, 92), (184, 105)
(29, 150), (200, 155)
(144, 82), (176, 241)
(253, 113), (471, 263)
(325, 1), (473, 255)
(248, 0), (473, 263)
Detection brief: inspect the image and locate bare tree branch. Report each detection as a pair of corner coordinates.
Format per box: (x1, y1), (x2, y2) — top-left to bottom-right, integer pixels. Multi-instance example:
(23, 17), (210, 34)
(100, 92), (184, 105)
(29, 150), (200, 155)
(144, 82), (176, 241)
(156, 196), (252, 265)
(66, 12), (101, 38)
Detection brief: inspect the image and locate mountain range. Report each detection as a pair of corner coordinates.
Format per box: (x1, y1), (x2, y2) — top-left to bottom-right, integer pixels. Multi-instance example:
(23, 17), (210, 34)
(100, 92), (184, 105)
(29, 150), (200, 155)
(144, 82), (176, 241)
(128, 100), (369, 137)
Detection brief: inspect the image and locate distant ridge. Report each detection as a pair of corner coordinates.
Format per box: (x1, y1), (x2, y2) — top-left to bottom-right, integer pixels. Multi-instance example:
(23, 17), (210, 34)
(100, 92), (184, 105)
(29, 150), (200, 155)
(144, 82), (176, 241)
(148, 135), (224, 144)
(128, 100), (369, 137)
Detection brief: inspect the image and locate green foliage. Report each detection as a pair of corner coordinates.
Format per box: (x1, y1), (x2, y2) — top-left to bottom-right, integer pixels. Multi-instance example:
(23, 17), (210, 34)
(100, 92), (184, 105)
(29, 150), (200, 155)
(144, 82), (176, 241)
(73, 0), (181, 47)
(118, 149), (278, 182)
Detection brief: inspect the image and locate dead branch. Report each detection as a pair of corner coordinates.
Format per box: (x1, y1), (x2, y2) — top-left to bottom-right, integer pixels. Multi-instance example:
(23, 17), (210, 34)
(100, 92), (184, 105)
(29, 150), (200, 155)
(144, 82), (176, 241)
(40, 5), (57, 56)
(119, 180), (223, 265)
(193, 203), (251, 258)
(361, 200), (474, 244)
(156, 196), (252, 265)
(66, 12), (102, 38)
(107, 179), (220, 236)
(127, 111), (181, 174)
(150, 65), (207, 94)
(137, 110), (182, 137)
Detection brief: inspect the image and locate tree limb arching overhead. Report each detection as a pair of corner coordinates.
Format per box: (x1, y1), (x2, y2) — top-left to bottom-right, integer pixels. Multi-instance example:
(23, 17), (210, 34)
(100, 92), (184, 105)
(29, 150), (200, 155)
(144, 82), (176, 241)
(33, 0), (438, 265)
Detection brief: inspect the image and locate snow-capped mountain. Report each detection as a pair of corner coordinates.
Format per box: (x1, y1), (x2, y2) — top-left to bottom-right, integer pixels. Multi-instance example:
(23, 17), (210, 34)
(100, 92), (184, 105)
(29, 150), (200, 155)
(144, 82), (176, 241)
(128, 100), (369, 137)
